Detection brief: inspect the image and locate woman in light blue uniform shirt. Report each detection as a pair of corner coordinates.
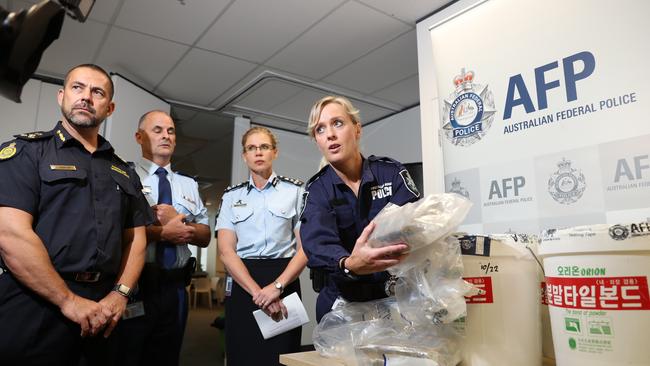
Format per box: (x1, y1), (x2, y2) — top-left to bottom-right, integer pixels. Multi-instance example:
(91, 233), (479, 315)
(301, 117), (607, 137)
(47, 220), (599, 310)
(216, 126), (308, 366)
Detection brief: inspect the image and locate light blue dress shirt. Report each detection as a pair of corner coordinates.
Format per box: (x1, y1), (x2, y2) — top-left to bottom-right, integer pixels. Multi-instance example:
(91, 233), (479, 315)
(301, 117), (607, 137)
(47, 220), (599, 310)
(135, 158), (209, 268)
(216, 172), (304, 259)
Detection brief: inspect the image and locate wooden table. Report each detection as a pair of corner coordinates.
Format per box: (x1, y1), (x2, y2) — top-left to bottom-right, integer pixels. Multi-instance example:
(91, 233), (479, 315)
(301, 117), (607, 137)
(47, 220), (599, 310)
(280, 351), (344, 366)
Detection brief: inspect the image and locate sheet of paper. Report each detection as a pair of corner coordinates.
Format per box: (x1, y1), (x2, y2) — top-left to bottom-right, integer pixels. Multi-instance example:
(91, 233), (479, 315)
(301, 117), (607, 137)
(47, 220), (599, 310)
(253, 292), (309, 340)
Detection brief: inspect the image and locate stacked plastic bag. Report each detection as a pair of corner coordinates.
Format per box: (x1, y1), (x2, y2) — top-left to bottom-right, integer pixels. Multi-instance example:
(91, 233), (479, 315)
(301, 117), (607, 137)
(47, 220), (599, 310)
(313, 193), (474, 366)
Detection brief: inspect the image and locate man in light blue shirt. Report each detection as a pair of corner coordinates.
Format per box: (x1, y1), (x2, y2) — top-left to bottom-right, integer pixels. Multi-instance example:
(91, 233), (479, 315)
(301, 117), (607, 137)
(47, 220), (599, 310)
(117, 110), (210, 366)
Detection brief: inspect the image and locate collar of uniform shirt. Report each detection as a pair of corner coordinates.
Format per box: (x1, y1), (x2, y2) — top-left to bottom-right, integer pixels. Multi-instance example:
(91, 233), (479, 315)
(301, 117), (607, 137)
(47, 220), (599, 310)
(246, 171), (280, 193)
(139, 157), (172, 179)
(328, 156), (375, 187)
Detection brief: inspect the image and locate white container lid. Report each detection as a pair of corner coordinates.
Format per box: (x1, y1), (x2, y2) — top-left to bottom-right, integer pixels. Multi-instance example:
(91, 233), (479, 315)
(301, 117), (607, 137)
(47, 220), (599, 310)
(539, 222), (650, 257)
(459, 234), (539, 259)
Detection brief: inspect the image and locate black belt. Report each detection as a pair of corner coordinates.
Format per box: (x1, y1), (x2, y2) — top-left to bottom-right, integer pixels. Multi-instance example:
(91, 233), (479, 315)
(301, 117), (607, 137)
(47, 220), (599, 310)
(59, 271), (104, 283)
(337, 280), (389, 302)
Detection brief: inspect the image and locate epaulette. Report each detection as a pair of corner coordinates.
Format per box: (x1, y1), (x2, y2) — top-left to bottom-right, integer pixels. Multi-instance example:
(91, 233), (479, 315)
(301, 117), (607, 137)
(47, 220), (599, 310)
(305, 165), (329, 189)
(278, 175), (304, 186)
(368, 155), (400, 165)
(113, 153), (128, 165)
(14, 130), (53, 141)
(223, 181), (248, 193)
(175, 171), (197, 180)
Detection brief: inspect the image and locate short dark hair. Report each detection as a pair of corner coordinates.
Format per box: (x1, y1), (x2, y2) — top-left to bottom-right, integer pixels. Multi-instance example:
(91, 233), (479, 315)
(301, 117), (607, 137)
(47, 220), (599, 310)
(63, 63), (114, 99)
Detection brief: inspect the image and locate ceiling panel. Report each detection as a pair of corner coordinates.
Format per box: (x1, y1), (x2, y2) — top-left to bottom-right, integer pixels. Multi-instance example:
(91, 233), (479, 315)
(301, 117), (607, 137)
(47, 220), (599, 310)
(266, 1), (410, 80)
(356, 0), (452, 23)
(97, 27), (189, 90)
(371, 74), (420, 107)
(171, 106), (198, 123)
(269, 88), (328, 123)
(323, 30), (417, 94)
(354, 100), (394, 123)
(197, 0), (343, 63)
(156, 48), (257, 105)
(234, 79), (303, 111)
(37, 19), (108, 77)
(180, 111), (233, 140)
(115, 0), (231, 44)
(86, 0), (121, 23)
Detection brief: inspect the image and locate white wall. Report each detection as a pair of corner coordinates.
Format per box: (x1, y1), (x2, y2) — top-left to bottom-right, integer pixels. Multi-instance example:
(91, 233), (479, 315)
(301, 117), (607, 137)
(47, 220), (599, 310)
(362, 105), (422, 164)
(104, 74), (170, 163)
(0, 79), (61, 141)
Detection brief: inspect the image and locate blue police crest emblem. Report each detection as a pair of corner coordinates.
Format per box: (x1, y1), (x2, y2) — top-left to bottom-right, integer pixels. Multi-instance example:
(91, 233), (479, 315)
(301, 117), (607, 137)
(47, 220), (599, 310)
(547, 158), (586, 205)
(442, 69), (496, 146)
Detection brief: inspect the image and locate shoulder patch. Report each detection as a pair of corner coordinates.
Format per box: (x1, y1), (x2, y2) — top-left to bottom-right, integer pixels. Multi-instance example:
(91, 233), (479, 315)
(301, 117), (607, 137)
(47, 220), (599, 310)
(0, 140), (20, 160)
(368, 155), (399, 165)
(399, 169), (421, 198)
(223, 181), (248, 193)
(306, 165), (330, 189)
(15, 130), (53, 141)
(278, 175), (304, 186)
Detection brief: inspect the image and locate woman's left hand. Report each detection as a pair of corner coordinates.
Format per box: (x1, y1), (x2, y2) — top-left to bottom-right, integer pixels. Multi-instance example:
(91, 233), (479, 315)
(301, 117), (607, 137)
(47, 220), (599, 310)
(253, 283), (281, 309)
(262, 299), (288, 322)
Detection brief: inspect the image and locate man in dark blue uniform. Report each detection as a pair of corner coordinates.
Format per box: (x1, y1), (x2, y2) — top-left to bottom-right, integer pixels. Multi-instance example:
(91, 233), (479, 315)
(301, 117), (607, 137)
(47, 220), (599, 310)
(0, 64), (152, 366)
(300, 156), (421, 321)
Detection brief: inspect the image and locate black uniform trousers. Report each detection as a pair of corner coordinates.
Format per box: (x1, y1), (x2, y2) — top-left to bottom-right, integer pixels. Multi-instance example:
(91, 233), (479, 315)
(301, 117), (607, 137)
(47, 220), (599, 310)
(0, 273), (117, 366)
(226, 258), (302, 366)
(116, 265), (188, 366)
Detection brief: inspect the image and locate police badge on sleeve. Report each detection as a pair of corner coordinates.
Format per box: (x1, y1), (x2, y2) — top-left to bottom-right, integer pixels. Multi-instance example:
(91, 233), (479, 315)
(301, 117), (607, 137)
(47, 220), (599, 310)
(442, 69), (496, 147)
(399, 170), (420, 197)
(547, 158), (586, 205)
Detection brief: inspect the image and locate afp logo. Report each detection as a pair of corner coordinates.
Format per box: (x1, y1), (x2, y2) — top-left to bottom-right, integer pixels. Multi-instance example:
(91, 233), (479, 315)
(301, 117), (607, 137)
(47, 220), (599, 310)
(608, 224), (629, 241)
(548, 158), (586, 205)
(449, 177), (470, 199)
(442, 69), (496, 147)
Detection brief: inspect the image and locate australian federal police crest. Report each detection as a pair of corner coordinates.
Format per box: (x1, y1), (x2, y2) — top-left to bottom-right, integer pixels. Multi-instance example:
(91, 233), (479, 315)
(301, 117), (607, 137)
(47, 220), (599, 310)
(449, 178), (470, 199)
(547, 158), (586, 204)
(442, 69), (496, 147)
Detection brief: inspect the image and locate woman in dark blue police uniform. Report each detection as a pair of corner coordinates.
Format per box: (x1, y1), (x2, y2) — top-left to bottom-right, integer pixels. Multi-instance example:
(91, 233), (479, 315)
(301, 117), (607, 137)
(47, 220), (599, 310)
(300, 96), (421, 322)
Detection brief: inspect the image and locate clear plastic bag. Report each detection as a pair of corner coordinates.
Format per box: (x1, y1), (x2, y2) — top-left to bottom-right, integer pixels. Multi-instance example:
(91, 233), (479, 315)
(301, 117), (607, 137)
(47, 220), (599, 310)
(313, 298), (404, 363)
(354, 322), (464, 366)
(313, 194), (475, 366)
(368, 193), (472, 253)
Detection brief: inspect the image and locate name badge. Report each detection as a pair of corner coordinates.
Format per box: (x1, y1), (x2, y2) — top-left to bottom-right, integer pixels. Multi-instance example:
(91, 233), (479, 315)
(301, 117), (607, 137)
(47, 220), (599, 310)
(225, 276), (233, 297)
(123, 301), (145, 320)
(50, 164), (77, 171)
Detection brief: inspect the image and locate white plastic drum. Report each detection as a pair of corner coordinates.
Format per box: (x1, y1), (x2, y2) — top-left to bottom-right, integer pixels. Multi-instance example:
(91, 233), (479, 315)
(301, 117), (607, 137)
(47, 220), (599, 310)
(460, 234), (542, 366)
(540, 223), (650, 366)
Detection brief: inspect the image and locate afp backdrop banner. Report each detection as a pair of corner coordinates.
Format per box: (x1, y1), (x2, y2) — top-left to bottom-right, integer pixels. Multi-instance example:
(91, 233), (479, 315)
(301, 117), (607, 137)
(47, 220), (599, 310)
(429, 0), (650, 234)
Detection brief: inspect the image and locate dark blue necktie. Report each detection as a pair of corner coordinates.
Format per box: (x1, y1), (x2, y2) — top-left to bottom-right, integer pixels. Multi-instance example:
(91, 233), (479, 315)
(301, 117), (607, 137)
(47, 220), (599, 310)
(155, 167), (176, 268)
